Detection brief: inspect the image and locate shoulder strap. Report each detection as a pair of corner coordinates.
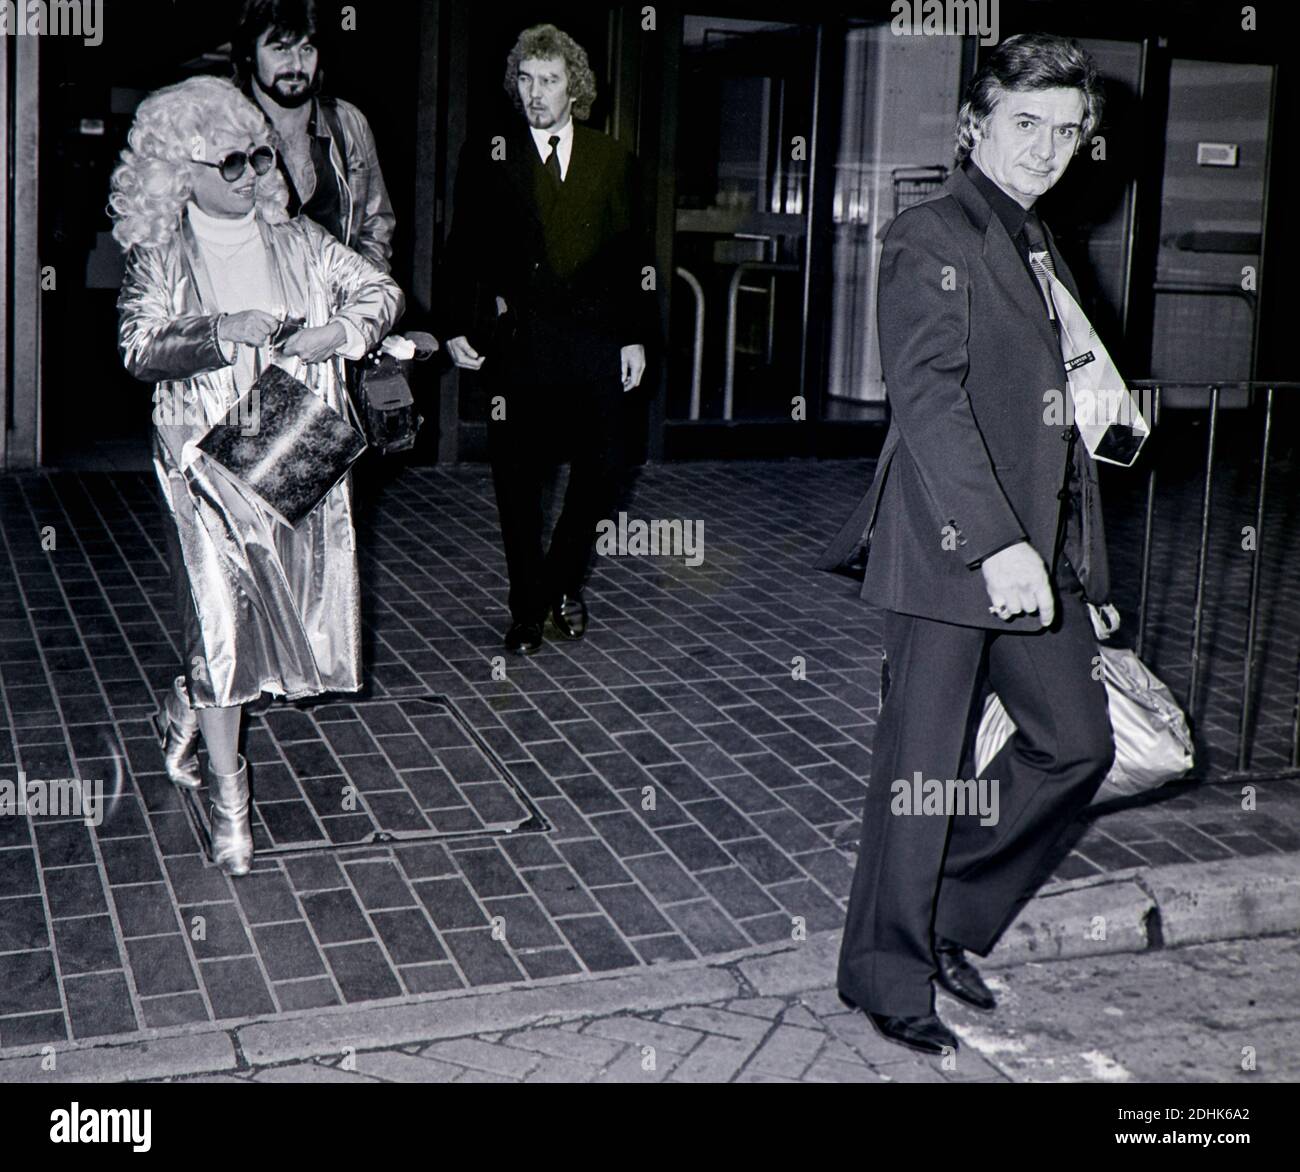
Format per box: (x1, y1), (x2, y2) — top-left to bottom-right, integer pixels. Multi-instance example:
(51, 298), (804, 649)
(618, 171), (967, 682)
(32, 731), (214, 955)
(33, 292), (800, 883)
(317, 97), (348, 170)
(314, 97), (358, 245)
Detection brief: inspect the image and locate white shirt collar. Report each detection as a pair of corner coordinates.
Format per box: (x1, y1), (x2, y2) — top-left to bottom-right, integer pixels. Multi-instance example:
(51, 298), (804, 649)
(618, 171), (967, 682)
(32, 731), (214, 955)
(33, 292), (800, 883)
(528, 119), (574, 180)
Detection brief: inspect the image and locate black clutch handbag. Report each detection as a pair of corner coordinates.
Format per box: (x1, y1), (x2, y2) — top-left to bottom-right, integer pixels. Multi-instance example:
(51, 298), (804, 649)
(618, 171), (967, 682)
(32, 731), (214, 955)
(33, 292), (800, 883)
(355, 332), (437, 456)
(197, 363), (367, 527)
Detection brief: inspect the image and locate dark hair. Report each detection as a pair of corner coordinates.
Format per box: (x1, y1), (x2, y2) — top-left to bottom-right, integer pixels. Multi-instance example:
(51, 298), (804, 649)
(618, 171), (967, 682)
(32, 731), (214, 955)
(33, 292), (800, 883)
(233, 0), (321, 87)
(503, 23), (598, 121)
(955, 33), (1103, 163)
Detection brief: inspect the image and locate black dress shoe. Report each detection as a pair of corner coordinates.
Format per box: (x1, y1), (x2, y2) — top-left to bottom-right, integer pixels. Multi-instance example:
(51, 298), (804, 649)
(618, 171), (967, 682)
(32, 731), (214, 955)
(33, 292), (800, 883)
(868, 1012), (959, 1055)
(551, 593), (588, 640)
(838, 993), (958, 1056)
(504, 621), (543, 655)
(934, 941), (996, 1011)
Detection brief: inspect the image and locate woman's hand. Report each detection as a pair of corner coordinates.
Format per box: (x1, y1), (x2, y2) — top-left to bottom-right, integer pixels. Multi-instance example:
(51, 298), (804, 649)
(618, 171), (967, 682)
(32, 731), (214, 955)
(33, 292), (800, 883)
(217, 310), (280, 347)
(279, 322), (348, 364)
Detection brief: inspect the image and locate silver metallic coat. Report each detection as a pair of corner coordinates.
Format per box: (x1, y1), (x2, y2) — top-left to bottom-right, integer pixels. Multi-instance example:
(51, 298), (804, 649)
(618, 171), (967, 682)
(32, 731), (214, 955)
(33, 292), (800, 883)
(118, 213), (404, 708)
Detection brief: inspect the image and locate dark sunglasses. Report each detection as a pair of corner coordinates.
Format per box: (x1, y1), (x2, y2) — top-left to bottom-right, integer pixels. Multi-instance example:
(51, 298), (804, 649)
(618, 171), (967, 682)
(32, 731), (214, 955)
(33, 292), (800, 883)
(194, 144), (277, 183)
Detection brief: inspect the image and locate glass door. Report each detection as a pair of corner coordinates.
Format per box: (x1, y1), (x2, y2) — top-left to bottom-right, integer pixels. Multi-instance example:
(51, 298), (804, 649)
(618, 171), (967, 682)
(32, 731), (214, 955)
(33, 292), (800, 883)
(1148, 57), (1273, 405)
(666, 16), (817, 425)
(824, 23), (965, 414)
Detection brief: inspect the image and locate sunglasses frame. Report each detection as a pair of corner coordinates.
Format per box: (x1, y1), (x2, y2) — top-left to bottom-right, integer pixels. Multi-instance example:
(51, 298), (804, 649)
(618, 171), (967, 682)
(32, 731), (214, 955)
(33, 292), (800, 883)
(194, 144), (278, 183)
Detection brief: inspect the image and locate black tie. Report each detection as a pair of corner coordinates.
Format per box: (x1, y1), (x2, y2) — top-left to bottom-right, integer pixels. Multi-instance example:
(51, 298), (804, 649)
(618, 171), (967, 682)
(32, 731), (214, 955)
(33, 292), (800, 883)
(1023, 213), (1058, 328)
(545, 135), (563, 187)
(1026, 212), (1081, 565)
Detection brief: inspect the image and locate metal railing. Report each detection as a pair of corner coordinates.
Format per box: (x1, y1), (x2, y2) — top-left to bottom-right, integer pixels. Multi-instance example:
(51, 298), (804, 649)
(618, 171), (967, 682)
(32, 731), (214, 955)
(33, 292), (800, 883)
(1130, 381), (1300, 778)
(724, 261), (800, 420)
(674, 267), (706, 421)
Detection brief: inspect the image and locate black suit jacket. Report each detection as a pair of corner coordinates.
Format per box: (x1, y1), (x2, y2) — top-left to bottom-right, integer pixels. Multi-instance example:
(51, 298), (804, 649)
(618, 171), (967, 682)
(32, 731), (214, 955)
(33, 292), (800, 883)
(818, 165), (1110, 632)
(439, 121), (656, 382)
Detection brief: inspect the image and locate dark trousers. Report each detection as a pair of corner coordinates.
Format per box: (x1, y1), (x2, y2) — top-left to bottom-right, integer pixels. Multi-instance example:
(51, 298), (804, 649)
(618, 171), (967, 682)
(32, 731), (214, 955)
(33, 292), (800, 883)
(837, 578), (1114, 1017)
(487, 373), (625, 624)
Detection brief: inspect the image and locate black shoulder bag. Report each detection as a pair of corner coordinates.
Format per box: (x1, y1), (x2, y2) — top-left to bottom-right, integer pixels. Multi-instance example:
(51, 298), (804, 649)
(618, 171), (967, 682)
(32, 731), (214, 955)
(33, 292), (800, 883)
(317, 99), (431, 456)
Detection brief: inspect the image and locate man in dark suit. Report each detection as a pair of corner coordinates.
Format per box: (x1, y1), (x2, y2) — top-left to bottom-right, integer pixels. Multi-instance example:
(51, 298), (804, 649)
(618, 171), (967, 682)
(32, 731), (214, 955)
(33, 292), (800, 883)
(440, 23), (655, 655)
(819, 33), (1115, 1055)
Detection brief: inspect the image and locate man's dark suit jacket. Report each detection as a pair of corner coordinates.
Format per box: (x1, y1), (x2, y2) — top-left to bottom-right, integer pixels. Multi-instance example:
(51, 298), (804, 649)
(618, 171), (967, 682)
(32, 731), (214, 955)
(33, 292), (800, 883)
(438, 121), (656, 382)
(818, 165), (1109, 632)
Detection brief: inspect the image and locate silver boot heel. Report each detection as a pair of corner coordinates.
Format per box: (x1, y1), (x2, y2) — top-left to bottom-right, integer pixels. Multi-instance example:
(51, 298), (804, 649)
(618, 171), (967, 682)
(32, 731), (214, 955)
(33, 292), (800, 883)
(208, 755), (253, 877)
(154, 675), (201, 790)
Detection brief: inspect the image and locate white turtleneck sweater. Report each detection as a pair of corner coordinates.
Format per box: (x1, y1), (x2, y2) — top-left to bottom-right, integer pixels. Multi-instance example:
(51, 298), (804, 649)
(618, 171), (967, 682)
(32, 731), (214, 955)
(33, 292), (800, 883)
(186, 203), (279, 393)
(185, 203), (366, 392)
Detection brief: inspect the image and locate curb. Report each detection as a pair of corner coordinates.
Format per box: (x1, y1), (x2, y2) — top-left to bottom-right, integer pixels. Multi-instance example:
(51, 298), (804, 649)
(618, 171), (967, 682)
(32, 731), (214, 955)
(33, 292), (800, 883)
(734, 851), (1300, 996)
(5, 850), (1298, 1082)
(0, 1032), (238, 1085)
(987, 850), (1300, 964)
(236, 965), (741, 1066)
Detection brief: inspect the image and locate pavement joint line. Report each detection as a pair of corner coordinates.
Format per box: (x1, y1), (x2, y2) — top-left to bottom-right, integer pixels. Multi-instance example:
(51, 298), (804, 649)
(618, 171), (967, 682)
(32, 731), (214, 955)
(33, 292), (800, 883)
(730, 1011), (792, 1083)
(227, 1027), (253, 1074)
(724, 957), (762, 999)
(1130, 871), (1166, 949)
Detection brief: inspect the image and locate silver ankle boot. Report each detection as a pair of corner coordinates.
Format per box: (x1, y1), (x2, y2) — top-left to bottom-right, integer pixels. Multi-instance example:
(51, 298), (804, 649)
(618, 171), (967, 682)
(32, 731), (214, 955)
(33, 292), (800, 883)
(154, 675), (201, 790)
(208, 755), (253, 877)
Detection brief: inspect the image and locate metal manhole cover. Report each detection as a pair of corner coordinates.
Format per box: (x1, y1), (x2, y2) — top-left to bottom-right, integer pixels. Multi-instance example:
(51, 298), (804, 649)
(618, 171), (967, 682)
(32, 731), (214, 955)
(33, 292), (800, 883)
(182, 694), (548, 857)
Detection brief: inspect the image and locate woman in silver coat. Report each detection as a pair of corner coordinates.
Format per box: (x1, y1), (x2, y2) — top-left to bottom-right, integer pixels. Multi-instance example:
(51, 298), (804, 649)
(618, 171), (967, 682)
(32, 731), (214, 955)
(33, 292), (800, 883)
(112, 76), (403, 876)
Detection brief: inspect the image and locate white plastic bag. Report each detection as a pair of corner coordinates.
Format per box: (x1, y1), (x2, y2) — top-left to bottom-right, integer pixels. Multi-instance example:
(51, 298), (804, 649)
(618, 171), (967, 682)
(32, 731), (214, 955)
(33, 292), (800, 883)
(974, 616), (1194, 802)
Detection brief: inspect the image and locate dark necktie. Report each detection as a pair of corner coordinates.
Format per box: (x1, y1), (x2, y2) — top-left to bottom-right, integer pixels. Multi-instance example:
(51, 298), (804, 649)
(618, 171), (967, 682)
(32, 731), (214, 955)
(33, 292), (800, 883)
(1026, 212), (1081, 567)
(1023, 213), (1058, 328)
(545, 135), (563, 187)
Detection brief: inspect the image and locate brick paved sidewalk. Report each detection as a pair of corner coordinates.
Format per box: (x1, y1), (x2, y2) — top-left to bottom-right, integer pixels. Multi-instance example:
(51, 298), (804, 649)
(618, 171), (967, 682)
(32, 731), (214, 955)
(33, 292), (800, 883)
(1, 457), (1296, 1055)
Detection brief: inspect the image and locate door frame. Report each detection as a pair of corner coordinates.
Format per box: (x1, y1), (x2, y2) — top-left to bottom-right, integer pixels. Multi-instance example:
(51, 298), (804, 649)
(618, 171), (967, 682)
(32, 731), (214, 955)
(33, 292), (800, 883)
(2, 35), (42, 470)
(652, 9), (880, 460)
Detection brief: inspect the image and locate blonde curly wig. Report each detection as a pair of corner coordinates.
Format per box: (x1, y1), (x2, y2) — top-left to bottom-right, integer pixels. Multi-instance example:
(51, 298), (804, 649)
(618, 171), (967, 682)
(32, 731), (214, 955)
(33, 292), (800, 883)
(110, 75), (289, 252)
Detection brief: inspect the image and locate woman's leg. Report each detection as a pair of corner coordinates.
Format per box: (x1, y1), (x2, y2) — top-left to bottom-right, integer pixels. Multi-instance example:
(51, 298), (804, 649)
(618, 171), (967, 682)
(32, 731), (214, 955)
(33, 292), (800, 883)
(197, 706), (242, 774)
(196, 704), (253, 877)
